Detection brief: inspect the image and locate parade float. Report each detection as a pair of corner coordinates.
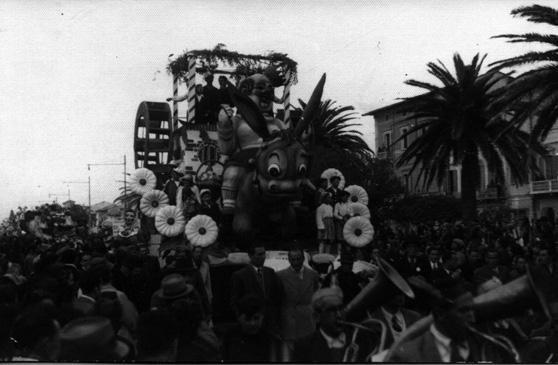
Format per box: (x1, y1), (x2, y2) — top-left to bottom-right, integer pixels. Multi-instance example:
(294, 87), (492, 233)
(126, 46), (375, 323)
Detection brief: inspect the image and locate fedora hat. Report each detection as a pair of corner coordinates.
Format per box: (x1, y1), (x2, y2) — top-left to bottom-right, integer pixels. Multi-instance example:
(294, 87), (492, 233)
(59, 316), (130, 362)
(161, 273), (193, 299)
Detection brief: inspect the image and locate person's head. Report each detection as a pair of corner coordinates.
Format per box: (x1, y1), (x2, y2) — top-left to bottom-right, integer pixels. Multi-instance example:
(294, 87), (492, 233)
(200, 189), (212, 204)
(59, 316), (131, 362)
(236, 294), (265, 335)
(94, 291), (123, 334)
(428, 246), (441, 263)
(248, 244), (266, 268)
(340, 191), (349, 203)
(137, 310), (178, 361)
(485, 249), (500, 268)
(218, 76), (228, 88)
(79, 269), (101, 297)
(124, 210), (135, 225)
(312, 287), (344, 337)
(192, 246), (203, 266)
(321, 192), (332, 205)
(514, 255), (527, 273)
(468, 248), (482, 266)
(11, 305), (61, 361)
(288, 247), (304, 272)
(204, 74), (214, 85)
(330, 176), (340, 188)
(432, 280), (475, 342)
(318, 178), (328, 189)
(195, 84), (203, 95)
(538, 247), (551, 265)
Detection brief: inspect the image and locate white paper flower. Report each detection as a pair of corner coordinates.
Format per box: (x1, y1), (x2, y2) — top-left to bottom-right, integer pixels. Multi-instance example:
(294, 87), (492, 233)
(350, 202), (371, 220)
(140, 190), (170, 217)
(320, 168), (345, 189)
(343, 216), (375, 248)
(185, 214), (218, 248)
(130, 168), (157, 195)
(155, 206), (186, 237)
(345, 185), (369, 205)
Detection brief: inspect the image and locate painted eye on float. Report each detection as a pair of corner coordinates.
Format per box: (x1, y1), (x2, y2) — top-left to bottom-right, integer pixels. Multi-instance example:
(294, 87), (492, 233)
(298, 164), (308, 176)
(268, 164), (281, 177)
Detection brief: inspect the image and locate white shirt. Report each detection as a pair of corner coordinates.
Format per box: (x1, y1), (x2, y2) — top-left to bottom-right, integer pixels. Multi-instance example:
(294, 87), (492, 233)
(316, 204), (333, 229)
(319, 328), (347, 349)
(380, 307), (406, 340)
(430, 324), (469, 363)
(333, 202), (353, 220)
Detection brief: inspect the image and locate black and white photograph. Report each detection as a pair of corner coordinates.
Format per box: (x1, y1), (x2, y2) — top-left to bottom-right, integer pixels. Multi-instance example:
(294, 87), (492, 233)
(1, 0), (558, 362)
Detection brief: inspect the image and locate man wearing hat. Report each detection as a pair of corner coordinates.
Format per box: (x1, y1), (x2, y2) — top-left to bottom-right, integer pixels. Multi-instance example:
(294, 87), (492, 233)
(293, 286), (373, 362)
(177, 174), (200, 219)
(326, 175), (343, 203)
(59, 316), (132, 362)
(389, 278), (515, 363)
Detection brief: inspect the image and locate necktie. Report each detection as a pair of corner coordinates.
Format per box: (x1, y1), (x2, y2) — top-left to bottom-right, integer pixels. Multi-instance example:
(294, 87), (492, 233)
(391, 315), (402, 332)
(450, 341), (465, 362)
(257, 268), (265, 294)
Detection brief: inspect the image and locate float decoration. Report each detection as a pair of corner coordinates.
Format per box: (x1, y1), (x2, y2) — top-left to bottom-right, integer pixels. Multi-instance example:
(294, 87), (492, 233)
(349, 202), (371, 220)
(155, 206), (186, 237)
(321, 168), (346, 190)
(345, 185), (369, 205)
(140, 190), (170, 218)
(343, 216), (375, 248)
(185, 214), (218, 248)
(130, 168), (157, 195)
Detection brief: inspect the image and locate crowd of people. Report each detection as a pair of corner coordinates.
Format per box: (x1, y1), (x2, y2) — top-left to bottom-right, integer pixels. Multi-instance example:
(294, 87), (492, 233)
(2, 173), (558, 362)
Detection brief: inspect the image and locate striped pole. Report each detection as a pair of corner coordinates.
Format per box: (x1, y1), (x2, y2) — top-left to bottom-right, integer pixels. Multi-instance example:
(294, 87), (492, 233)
(283, 71), (292, 127)
(172, 73), (179, 130)
(187, 55), (196, 124)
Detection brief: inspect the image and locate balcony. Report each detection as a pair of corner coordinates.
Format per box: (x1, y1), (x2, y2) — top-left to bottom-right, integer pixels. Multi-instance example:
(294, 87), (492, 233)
(530, 179), (558, 194)
(477, 187), (500, 200)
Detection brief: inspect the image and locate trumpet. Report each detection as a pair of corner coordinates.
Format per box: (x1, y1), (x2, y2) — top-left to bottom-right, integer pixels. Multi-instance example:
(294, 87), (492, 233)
(337, 318), (388, 362)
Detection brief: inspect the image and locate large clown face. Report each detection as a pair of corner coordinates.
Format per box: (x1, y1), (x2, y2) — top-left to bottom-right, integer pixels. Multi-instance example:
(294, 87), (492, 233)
(246, 74), (274, 115)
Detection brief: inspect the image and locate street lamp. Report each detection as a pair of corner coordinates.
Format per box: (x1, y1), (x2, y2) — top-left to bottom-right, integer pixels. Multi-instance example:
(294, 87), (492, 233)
(87, 155), (127, 208)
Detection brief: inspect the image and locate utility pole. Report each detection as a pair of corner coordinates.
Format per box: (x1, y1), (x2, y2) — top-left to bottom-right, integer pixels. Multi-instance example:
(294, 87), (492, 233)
(88, 155), (128, 209)
(62, 180), (91, 227)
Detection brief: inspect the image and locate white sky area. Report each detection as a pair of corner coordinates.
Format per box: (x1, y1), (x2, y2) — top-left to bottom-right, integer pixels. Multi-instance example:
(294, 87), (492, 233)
(0, 0), (555, 219)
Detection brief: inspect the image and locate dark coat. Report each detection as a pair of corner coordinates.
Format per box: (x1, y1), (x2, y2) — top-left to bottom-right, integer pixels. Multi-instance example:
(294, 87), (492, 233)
(230, 265), (283, 332)
(222, 324), (271, 362)
(73, 295), (96, 316)
(293, 328), (375, 363)
(389, 327), (514, 363)
(473, 264), (511, 286)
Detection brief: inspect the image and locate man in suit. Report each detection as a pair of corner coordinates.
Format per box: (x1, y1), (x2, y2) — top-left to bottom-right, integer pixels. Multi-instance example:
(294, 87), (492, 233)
(532, 247), (558, 303)
(73, 269), (99, 316)
(473, 249), (511, 286)
(230, 244), (283, 336)
(293, 286), (374, 362)
(419, 246), (445, 283)
(277, 247), (320, 360)
(366, 292), (421, 350)
(389, 278), (515, 363)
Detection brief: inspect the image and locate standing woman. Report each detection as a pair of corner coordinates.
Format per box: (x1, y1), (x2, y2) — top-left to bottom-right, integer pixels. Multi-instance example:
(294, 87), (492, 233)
(316, 194), (334, 254)
(333, 191), (353, 255)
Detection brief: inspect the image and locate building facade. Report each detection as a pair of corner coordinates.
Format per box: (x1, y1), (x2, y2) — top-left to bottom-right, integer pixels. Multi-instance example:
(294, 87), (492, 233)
(365, 76), (558, 220)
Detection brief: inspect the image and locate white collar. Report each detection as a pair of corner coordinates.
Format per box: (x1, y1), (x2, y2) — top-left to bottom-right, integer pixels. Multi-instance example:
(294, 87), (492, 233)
(430, 324), (469, 362)
(319, 328), (346, 349)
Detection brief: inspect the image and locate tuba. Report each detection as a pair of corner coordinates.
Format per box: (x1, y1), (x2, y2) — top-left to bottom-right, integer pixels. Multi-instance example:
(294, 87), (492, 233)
(384, 265), (551, 363)
(338, 257), (415, 361)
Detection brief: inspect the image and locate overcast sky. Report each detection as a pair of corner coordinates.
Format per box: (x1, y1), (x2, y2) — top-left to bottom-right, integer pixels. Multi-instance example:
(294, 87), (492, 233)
(0, 0), (555, 219)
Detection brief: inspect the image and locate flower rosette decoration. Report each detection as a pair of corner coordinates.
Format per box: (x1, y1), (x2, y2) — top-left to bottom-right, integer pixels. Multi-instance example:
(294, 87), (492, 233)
(320, 168), (345, 190)
(130, 168), (157, 195)
(343, 216), (375, 248)
(344, 185), (369, 205)
(185, 214), (218, 248)
(155, 206), (186, 237)
(349, 202), (371, 220)
(140, 190), (170, 218)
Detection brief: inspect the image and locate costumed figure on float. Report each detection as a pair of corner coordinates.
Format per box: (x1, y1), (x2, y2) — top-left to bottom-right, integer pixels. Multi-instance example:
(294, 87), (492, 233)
(217, 73), (326, 239)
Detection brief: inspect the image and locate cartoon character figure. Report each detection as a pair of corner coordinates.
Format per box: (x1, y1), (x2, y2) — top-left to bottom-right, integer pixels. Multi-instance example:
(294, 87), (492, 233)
(217, 73), (326, 238)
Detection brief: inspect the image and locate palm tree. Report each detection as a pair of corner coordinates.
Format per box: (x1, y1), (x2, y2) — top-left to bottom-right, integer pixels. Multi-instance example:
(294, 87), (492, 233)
(491, 4), (558, 139)
(296, 99), (374, 183)
(395, 53), (546, 221)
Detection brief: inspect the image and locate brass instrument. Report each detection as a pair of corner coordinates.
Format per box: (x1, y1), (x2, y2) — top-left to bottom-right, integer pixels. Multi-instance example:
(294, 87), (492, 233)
(336, 258), (415, 361)
(337, 319), (387, 362)
(384, 266), (551, 363)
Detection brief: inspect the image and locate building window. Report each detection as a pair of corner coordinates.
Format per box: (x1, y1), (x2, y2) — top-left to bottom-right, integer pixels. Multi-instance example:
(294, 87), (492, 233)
(400, 127), (408, 150)
(383, 131), (392, 150)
